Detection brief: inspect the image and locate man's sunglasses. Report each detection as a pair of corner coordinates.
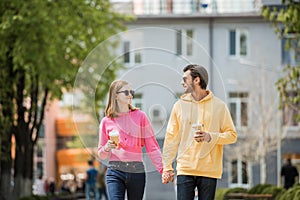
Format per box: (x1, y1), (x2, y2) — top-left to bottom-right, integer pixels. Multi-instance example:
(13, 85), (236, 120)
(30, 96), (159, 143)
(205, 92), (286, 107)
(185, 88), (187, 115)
(116, 90), (135, 96)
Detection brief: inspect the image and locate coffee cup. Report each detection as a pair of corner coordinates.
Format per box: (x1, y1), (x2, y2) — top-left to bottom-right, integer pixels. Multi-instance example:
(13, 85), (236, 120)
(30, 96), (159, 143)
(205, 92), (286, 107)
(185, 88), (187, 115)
(192, 123), (203, 131)
(192, 123), (204, 142)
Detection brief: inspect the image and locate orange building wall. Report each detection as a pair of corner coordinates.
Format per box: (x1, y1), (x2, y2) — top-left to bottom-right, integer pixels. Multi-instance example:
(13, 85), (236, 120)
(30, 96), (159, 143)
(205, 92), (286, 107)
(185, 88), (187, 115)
(44, 100), (59, 181)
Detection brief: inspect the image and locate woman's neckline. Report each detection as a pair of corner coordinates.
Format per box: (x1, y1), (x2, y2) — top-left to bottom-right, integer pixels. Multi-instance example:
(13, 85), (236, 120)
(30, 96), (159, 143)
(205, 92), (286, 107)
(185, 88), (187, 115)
(117, 109), (131, 116)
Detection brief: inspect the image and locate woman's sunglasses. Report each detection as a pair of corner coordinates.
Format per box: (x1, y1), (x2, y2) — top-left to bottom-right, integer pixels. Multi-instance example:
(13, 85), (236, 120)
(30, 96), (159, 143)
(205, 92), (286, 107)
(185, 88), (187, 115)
(116, 90), (135, 97)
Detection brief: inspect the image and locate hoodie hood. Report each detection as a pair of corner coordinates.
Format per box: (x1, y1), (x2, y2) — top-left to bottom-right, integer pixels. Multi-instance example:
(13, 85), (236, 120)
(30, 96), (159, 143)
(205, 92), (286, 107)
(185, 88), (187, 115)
(180, 90), (213, 103)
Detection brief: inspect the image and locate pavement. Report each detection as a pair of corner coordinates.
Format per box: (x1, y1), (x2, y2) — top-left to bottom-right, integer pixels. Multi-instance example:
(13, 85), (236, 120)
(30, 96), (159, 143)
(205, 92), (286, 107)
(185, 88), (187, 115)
(77, 171), (176, 200)
(144, 171), (176, 200)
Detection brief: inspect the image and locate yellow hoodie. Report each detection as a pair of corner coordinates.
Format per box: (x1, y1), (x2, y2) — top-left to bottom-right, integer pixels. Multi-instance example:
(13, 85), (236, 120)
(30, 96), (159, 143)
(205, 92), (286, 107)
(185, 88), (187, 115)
(162, 91), (237, 179)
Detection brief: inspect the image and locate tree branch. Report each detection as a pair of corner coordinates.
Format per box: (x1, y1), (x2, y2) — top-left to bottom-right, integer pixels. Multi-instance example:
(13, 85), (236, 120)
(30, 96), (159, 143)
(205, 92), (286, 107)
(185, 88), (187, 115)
(29, 73), (38, 136)
(32, 88), (49, 145)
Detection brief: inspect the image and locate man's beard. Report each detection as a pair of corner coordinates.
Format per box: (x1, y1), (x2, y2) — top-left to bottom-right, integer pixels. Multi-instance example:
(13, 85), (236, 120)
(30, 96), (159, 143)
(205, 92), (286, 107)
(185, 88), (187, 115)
(184, 84), (195, 94)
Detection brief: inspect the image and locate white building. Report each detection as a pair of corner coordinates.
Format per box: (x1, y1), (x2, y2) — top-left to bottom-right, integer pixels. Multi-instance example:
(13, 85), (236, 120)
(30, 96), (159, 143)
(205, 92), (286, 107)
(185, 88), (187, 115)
(107, 0), (300, 189)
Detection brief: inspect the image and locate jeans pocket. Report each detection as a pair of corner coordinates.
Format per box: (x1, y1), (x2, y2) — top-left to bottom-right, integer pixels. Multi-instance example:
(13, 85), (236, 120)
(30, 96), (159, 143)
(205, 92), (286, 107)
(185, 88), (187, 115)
(106, 168), (114, 176)
(106, 168), (121, 182)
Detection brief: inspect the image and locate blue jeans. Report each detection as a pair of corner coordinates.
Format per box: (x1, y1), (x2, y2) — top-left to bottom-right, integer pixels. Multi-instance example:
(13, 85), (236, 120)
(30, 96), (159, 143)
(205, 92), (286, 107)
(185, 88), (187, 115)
(106, 168), (146, 200)
(176, 175), (217, 200)
(85, 183), (99, 200)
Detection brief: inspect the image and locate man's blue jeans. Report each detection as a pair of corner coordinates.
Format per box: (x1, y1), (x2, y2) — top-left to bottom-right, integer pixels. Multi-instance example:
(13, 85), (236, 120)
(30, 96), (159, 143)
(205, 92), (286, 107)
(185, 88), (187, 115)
(85, 182), (99, 200)
(176, 175), (217, 200)
(106, 168), (146, 200)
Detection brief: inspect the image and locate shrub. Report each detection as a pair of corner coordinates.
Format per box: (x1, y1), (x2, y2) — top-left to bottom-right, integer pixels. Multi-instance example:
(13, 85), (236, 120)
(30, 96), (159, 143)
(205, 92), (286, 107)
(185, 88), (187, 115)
(277, 186), (300, 200)
(215, 188), (230, 200)
(261, 185), (286, 200)
(228, 187), (248, 193)
(248, 184), (273, 194)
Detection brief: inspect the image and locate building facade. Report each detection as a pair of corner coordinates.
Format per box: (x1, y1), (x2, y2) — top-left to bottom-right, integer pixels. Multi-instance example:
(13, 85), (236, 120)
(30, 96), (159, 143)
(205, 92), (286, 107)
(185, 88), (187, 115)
(109, 0), (300, 189)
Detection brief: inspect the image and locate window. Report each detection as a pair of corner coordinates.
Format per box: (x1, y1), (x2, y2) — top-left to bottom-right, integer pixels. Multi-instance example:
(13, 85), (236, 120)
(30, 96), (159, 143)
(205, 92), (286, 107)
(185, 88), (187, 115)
(135, 51), (142, 63)
(37, 161), (43, 176)
(153, 109), (160, 117)
(176, 29), (194, 56)
(282, 36), (300, 66)
(229, 29), (248, 57)
(176, 30), (182, 55)
(59, 91), (83, 107)
(38, 124), (44, 138)
(123, 41), (130, 63)
(37, 144), (43, 157)
(132, 93), (143, 111)
(149, 104), (167, 122)
(230, 159), (249, 187)
(283, 91), (299, 126)
(228, 92), (248, 127)
(175, 92), (182, 99)
(123, 41), (143, 64)
(229, 31), (236, 55)
(186, 30), (193, 56)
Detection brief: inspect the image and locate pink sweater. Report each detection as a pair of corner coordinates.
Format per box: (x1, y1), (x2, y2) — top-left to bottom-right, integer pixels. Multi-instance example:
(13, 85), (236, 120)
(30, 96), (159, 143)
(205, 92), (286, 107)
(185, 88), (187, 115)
(98, 109), (163, 174)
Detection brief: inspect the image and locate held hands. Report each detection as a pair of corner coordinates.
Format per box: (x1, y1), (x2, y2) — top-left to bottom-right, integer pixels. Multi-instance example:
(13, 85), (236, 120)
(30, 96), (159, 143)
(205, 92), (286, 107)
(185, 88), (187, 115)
(194, 130), (211, 143)
(104, 140), (117, 152)
(162, 171), (175, 184)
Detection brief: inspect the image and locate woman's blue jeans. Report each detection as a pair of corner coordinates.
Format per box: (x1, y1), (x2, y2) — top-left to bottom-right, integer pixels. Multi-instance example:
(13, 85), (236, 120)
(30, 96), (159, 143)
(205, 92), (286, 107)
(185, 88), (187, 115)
(176, 175), (217, 200)
(106, 168), (146, 200)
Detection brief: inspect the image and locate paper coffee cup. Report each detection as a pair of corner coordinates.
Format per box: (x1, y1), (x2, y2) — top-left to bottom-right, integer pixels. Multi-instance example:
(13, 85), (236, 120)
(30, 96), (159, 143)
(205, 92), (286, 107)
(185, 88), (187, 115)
(192, 123), (203, 131)
(109, 130), (119, 146)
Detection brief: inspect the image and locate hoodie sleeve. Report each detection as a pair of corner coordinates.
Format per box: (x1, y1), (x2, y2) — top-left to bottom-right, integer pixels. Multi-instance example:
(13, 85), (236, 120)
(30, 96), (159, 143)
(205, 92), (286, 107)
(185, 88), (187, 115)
(162, 103), (181, 172)
(193, 101), (237, 159)
(211, 104), (237, 145)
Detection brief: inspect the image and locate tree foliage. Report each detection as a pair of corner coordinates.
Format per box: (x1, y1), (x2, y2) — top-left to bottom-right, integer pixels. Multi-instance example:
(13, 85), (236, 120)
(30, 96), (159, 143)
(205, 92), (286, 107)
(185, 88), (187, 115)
(0, 0), (132, 199)
(262, 0), (300, 123)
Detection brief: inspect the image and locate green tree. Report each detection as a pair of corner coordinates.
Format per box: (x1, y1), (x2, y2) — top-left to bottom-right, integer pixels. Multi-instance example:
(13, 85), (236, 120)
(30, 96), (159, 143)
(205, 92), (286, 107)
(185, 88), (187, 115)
(0, 0), (132, 199)
(262, 1), (300, 123)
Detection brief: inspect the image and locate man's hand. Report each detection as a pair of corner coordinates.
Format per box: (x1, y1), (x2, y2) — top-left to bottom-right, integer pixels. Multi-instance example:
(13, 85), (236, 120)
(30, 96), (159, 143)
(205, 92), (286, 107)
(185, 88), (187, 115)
(162, 171), (175, 184)
(194, 130), (211, 143)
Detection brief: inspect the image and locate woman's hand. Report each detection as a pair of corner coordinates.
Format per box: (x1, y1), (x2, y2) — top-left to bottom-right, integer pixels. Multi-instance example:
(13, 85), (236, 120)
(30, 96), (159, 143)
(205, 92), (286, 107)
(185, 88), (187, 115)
(162, 170), (175, 184)
(104, 140), (117, 152)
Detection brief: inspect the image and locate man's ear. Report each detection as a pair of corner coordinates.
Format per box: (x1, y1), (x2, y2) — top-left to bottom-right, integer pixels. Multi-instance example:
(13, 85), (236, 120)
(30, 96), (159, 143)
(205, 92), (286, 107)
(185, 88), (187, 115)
(194, 76), (200, 85)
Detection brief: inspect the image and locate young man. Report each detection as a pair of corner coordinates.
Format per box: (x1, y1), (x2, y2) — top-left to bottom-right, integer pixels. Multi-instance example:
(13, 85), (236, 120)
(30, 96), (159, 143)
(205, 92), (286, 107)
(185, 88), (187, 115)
(162, 64), (237, 200)
(281, 158), (299, 189)
(85, 160), (99, 200)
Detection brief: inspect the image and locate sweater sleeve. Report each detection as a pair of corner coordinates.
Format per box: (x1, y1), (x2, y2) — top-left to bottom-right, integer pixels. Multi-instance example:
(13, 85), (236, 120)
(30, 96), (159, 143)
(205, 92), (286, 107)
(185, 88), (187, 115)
(162, 104), (180, 172)
(98, 119), (110, 160)
(143, 113), (163, 174)
(213, 105), (237, 145)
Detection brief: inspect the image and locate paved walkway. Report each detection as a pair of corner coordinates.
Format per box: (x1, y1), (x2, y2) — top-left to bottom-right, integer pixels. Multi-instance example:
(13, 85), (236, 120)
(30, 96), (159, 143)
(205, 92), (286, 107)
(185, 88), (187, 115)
(145, 171), (176, 200)
(78, 171), (176, 200)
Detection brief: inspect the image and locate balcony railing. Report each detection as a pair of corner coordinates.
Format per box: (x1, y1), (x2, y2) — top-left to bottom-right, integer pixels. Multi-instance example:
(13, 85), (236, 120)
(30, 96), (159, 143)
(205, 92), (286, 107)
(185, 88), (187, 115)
(111, 0), (263, 15)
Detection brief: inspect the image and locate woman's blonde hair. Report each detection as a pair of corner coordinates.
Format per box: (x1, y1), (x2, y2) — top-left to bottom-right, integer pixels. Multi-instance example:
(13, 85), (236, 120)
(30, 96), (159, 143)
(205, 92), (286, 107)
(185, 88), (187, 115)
(105, 80), (136, 118)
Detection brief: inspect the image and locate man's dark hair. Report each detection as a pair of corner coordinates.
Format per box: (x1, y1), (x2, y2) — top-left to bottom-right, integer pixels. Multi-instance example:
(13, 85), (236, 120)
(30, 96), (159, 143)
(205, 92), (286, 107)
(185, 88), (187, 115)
(88, 160), (93, 166)
(183, 64), (208, 89)
(287, 158), (292, 165)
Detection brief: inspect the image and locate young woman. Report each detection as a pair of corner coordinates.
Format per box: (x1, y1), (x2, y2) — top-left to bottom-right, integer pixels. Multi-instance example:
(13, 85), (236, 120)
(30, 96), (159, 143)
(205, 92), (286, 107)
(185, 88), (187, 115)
(98, 80), (163, 200)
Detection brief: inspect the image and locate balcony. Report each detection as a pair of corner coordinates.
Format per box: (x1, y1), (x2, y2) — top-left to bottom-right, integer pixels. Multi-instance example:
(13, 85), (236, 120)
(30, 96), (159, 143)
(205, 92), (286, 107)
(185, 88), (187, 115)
(111, 0), (263, 15)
